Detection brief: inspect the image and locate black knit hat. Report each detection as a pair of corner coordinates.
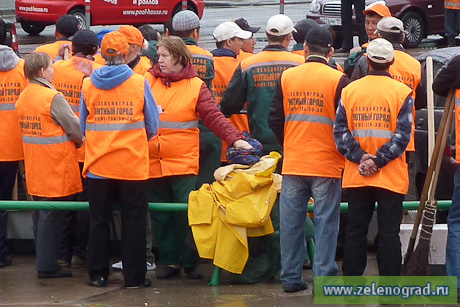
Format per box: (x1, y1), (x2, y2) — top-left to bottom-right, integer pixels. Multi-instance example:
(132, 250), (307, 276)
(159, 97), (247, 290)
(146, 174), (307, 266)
(56, 14), (80, 38)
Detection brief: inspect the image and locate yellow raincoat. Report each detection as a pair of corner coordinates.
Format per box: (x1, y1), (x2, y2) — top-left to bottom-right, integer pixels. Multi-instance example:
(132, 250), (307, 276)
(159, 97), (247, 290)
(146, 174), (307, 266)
(188, 152), (281, 274)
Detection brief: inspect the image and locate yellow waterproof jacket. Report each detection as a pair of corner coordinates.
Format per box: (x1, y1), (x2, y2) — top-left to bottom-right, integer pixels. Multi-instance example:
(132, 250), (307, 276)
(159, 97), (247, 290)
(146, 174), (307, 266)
(188, 152), (281, 274)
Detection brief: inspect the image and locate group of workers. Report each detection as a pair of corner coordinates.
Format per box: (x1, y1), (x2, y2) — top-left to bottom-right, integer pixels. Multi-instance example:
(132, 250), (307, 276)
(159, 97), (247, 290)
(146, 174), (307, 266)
(1, 1), (459, 299)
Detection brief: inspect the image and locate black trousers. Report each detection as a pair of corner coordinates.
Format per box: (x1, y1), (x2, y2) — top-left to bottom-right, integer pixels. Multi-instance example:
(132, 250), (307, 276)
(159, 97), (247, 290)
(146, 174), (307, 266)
(86, 178), (147, 286)
(342, 187), (403, 276)
(0, 161), (18, 260)
(340, 0), (367, 50)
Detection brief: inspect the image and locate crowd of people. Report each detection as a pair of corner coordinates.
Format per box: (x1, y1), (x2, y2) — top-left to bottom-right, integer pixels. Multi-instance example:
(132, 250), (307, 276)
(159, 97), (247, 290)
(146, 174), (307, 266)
(0, 2), (459, 299)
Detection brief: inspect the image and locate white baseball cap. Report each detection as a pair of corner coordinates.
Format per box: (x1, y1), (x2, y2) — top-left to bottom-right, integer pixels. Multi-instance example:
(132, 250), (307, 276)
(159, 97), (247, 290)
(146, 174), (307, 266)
(213, 21), (252, 42)
(266, 14), (296, 36)
(367, 38), (394, 63)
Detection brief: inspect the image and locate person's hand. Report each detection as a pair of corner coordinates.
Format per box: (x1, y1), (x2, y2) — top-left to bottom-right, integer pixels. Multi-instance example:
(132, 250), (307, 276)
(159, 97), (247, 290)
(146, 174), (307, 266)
(232, 139), (253, 150)
(358, 159), (379, 177)
(360, 153), (376, 165)
(57, 43), (72, 59)
(349, 46), (362, 54)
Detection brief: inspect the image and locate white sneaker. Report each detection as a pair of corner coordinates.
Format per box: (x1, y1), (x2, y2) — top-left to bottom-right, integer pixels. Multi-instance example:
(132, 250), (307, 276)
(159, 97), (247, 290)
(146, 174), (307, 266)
(111, 260), (156, 271)
(146, 261), (156, 271)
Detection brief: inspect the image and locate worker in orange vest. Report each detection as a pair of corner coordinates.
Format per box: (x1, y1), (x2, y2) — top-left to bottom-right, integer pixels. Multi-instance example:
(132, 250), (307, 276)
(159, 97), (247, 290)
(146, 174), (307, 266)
(334, 38), (413, 276)
(16, 52), (84, 278)
(234, 18), (260, 60)
(0, 38), (28, 268)
(269, 26), (349, 292)
(118, 25), (152, 75)
(34, 15), (79, 61)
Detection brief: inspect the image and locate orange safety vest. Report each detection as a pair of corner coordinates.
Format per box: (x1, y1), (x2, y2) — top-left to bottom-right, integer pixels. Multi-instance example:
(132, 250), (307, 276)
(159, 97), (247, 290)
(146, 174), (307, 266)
(455, 89), (460, 163)
(213, 55), (250, 162)
(390, 50), (421, 152)
(94, 53), (105, 66)
(15, 83), (82, 197)
(291, 49), (304, 57)
(341, 75), (413, 194)
(237, 50), (254, 61)
(0, 59), (27, 161)
(82, 74), (149, 180)
(35, 41), (72, 61)
(53, 57), (102, 162)
(145, 73), (202, 178)
(281, 62), (345, 177)
(133, 56), (152, 76)
(187, 45), (213, 81)
(446, 0), (460, 10)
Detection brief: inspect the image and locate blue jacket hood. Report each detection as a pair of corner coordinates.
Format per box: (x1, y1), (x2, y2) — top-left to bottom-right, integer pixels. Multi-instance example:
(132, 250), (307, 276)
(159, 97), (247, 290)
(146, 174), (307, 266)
(90, 64), (133, 90)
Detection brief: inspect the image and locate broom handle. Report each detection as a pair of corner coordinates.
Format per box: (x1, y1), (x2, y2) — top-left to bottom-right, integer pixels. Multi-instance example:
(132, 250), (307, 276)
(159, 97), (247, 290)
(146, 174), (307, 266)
(406, 89), (455, 255)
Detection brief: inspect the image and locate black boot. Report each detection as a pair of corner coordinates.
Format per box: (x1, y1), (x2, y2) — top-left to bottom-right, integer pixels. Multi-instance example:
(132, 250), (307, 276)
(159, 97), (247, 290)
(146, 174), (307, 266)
(447, 36), (456, 47)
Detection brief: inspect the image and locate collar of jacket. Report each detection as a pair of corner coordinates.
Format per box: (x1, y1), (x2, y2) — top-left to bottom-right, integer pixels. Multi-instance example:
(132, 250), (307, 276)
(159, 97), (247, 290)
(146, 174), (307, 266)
(368, 70), (392, 78)
(30, 77), (56, 90)
(292, 43), (303, 51)
(148, 62), (199, 87)
(306, 55), (328, 64)
(211, 48), (237, 58)
(262, 44), (288, 52)
(182, 37), (198, 46)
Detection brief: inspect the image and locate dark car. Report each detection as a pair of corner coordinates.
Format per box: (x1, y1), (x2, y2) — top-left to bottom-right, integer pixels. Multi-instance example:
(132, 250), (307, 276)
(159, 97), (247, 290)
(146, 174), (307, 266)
(1, 18), (19, 55)
(307, 0), (445, 48)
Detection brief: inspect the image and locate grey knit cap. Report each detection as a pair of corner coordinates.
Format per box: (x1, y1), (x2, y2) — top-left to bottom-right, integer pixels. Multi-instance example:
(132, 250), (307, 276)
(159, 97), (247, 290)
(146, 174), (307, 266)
(172, 10), (200, 32)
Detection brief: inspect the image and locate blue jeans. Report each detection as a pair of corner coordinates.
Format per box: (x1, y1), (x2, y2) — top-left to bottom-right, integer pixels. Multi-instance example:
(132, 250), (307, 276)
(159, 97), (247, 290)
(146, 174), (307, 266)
(280, 175), (341, 287)
(445, 8), (460, 38)
(446, 168), (460, 293)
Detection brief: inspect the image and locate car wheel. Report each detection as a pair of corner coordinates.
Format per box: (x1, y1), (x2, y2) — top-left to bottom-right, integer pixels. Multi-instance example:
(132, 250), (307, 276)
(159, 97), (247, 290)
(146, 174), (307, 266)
(69, 8), (88, 30)
(172, 4), (197, 17)
(20, 21), (46, 36)
(402, 12), (424, 48)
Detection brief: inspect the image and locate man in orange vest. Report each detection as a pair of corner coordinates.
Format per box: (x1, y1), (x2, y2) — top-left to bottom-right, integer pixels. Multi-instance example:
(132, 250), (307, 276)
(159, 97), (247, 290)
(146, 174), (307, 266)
(16, 52), (84, 278)
(234, 18), (260, 60)
(334, 38), (413, 276)
(118, 25), (151, 75)
(51, 29), (101, 269)
(269, 26), (349, 292)
(34, 14), (79, 61)
(0, 43), (28, 268)
(445, 0), (460, 46)
(80, 31), (159, 288)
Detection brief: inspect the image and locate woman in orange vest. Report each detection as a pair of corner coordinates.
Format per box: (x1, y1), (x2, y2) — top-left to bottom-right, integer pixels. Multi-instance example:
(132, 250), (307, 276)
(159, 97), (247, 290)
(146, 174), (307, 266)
(144, 36), (252, 279)
(15, 52), (84, 279)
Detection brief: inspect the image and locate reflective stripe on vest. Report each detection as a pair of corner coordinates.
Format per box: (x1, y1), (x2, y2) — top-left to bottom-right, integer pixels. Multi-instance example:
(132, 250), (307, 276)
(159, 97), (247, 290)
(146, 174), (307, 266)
(86, 121), (145, 131)
(0, 103), (15, 111)
(351, 129), (394, 139)
(285, 113), (334, 126)
(159, 120), (198, 129)
(22, 135), (71, 145)
(242, 60), (304, 73)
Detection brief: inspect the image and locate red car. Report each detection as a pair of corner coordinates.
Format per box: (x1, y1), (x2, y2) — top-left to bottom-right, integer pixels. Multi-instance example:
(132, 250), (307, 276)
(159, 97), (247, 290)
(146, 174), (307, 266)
(307, 0), (445, 48)
(16, 0), (205, 35)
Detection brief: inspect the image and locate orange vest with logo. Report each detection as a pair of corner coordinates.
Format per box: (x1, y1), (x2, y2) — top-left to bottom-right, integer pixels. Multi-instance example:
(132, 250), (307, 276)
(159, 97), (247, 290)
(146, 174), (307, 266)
(134, 56), (152, 76)
(237, 50), (254, 61)
(213, 55), (250, 161)
(145, 73), (202, 178)
(35, 41), (72, 61)
(53, 57), (102, 162)
(0, 59), (27, 161)
(82, 74), (149, 180)
(187, 45), (213, 81)
(390, 50), (421, 152)
(282, 62), (345, 177)
(15, 83), (82, 197)
(455, 90), (460, 163)
(341, 75), (412, 194)
(446, 0), (460, 10)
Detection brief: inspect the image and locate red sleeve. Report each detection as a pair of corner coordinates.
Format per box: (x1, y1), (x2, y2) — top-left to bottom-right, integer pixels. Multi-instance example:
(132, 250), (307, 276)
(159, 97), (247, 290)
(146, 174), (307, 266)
(195, 83), (244, 146)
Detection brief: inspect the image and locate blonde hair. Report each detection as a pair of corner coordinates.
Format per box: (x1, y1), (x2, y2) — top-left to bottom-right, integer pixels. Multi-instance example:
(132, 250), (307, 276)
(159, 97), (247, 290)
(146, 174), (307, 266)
(24, 52), (51, 80)
(157, 36), (191, 67)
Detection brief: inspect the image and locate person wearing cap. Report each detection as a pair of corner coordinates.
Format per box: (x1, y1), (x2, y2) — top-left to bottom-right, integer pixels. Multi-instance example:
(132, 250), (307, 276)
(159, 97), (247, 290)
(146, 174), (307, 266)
(334, 38), (413, 276)
(444, 0), (460, 47)
(211, 21), (252, 163)
(80, 31), (159, 288)
(220, 14), (304, 157)
(16, 52), (84, 279)
(139, 24), (161, 65)
(337, 0), (366, 53)
(144, 35), (252, 279)
(0, 43), (28, 269)
(93, 29), (114, 66)
(118, 25), (151, 76)
(234, 18), (260, 60)
(50, 29), (101, 269)
(34, 14), (80, 61)
(269, 26), (349, 292)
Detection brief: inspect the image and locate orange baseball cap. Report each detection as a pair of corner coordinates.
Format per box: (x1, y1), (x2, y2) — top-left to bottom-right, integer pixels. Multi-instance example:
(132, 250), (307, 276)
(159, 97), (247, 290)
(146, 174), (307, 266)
(363, 4), (391, 18)
(101, 31), (129, 57)
(118, 25), (144, 47)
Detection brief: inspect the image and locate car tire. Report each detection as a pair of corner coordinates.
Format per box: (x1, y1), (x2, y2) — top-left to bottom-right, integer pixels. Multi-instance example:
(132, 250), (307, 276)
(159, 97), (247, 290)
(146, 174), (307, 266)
(172, 3), (197, 17)
(402, 11), (425, 48)
(69, 8), (88, 30)
(20, 21), (46, 36)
